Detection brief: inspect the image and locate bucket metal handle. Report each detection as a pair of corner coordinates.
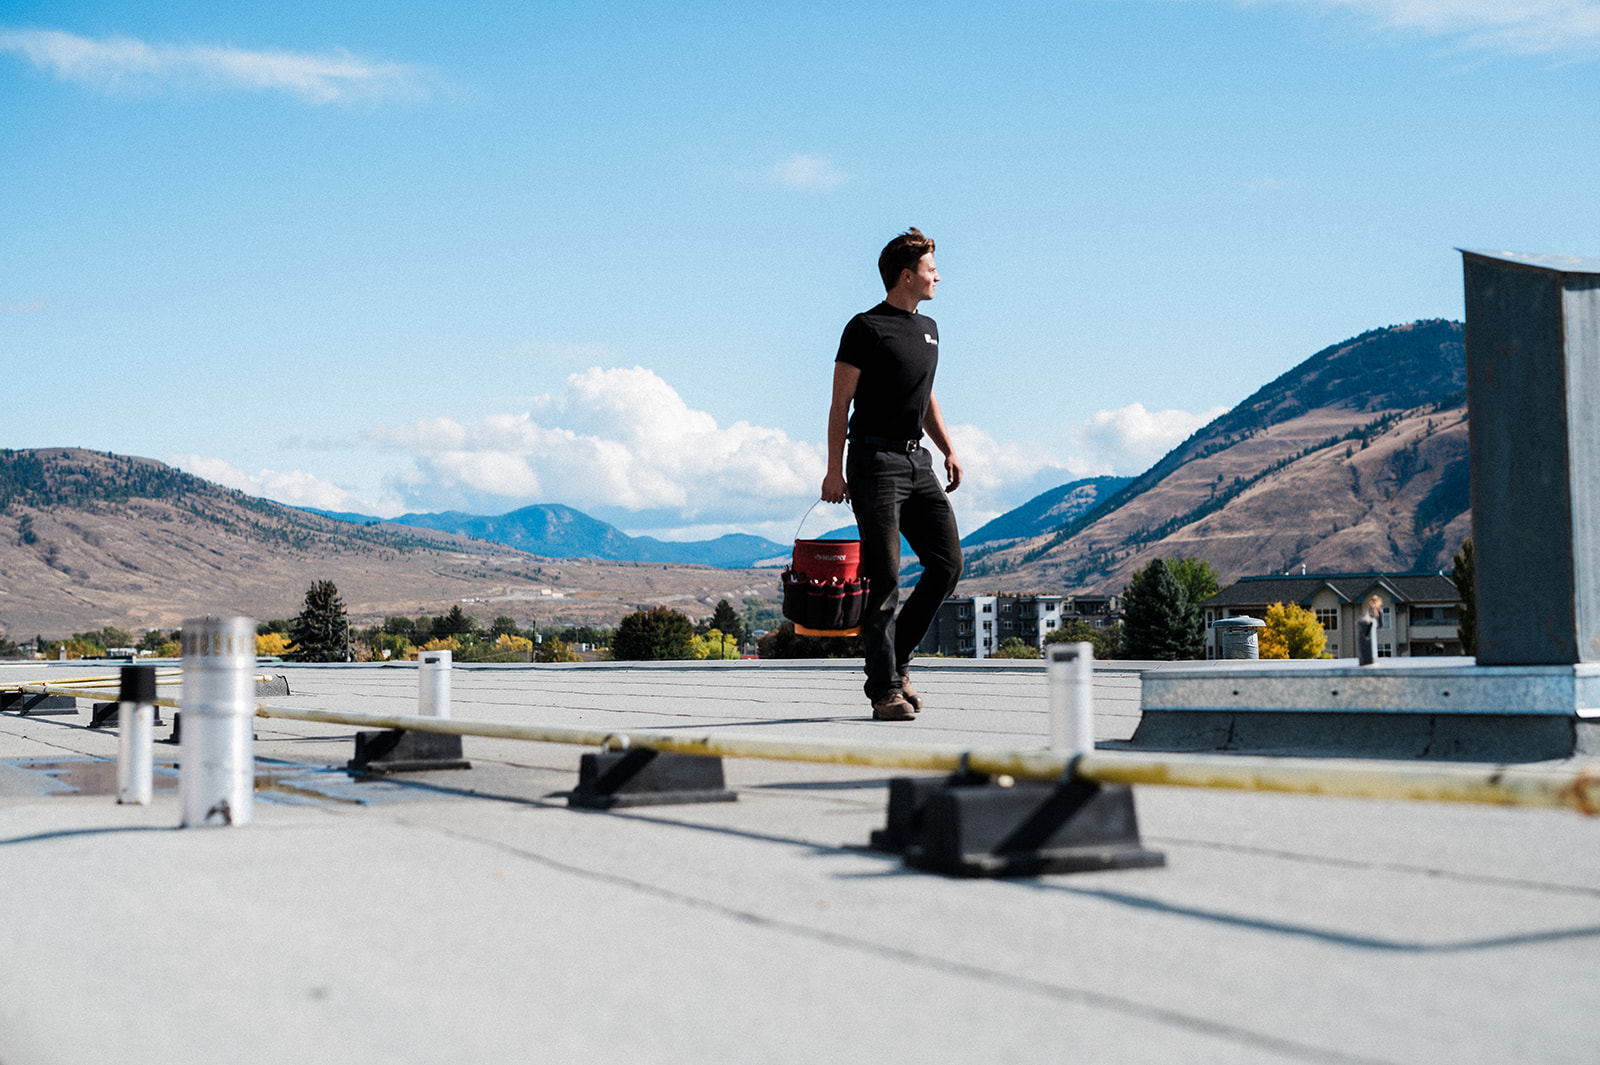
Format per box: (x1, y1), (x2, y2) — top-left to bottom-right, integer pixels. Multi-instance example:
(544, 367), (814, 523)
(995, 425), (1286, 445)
(793, 498), (853, 544)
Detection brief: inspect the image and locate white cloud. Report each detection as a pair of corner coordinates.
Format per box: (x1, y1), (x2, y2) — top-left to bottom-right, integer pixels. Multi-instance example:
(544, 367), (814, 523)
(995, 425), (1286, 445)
(944, 424), (1094, 532)
(771, 154), (850, 191)
(0, 300), (46, 315)
(364, 367), (1238, 540)
(367, 366), (828, 526)
(0, 28), (427, 103)
(1071, 402), (1230, 475)
(170, 454), (384, 514)
(1239, 0), (1600, 51)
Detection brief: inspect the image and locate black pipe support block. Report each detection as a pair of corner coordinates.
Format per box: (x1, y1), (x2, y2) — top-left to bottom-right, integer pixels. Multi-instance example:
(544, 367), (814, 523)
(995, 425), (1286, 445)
(347, 729), (471, 775)
(872, 773), (1165, 878)
(90, 701), (119, 728)
(568, 749), (736, 809)
(255, 675), (290, 697)
(0, 693), (79, 717)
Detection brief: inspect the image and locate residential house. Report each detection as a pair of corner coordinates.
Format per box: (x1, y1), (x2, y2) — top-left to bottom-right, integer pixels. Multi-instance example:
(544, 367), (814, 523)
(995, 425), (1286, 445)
(1200, 572), (1464, 659)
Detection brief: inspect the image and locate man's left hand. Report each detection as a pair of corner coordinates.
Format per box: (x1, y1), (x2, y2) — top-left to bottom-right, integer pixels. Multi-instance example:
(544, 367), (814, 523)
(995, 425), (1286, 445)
(943, 453), (963, 493)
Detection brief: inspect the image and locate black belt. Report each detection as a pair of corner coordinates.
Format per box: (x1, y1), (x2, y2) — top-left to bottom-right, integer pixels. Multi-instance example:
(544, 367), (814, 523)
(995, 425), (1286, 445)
(850, 435), (921, 453)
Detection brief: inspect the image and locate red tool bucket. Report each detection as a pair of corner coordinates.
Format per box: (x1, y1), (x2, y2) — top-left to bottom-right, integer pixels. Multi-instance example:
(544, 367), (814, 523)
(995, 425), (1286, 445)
(781, 504), (868, 637)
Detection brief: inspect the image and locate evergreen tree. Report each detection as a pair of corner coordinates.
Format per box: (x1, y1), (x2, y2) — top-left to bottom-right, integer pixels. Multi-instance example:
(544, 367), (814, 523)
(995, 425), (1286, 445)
(1452, 537), (1476, 655)
(434, 605), (477, 638)
(1121, 558), (1203, 660)
(709, 599), (745, 643)
(290, 579), (350, 662)
(611, 607), (695, 661)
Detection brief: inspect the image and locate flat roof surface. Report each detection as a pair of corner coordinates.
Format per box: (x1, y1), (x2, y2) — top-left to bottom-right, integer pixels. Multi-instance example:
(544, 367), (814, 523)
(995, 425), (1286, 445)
(2, 659), (1597, 1064)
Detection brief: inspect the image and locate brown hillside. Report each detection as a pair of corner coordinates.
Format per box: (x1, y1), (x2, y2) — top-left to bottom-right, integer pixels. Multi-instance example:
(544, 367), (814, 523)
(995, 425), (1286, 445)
(957, 319), (1470, 597)
(0, 449), (775, 638)
(962, 405), (1469, 595)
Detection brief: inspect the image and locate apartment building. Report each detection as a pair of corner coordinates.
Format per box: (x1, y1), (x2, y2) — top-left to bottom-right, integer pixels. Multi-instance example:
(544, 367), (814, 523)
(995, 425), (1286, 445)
(917, 593), (1070, 658)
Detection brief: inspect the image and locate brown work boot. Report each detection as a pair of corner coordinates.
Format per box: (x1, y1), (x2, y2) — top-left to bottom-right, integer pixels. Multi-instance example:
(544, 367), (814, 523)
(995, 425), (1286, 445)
(871, 691), (917, 721)
(899, 674), (922, 712)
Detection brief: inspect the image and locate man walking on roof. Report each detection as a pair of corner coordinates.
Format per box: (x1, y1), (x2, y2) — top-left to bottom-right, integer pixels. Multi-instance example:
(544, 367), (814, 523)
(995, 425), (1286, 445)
(821, 227), (964, 721)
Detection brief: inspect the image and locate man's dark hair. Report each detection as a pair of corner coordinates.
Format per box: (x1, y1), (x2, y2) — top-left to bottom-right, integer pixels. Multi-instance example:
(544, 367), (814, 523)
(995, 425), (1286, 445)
(878, 227), (935, 292)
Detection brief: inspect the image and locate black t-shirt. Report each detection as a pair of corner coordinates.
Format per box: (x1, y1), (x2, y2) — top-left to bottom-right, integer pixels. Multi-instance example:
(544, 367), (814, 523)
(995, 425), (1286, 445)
(835, 302), (939, 442)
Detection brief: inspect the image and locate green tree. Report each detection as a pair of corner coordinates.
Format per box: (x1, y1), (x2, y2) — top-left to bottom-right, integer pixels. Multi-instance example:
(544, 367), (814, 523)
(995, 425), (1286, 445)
(993, 637), (1042, 659)
(73, 625), (132, 649)
(489, 615), (527, 640)
(1167, 557), (1221, 611)
(1121, 558), (1204, 660)
(1044, 619), (1124, 661)
(611, 607), (695, 661)
(1260, 602), (1327, 659)
(290, 579), (351, 662)
(708, 599), (745, 643)
(383, 616), (417, 638)
(434, 605), (478, 638)
(1452, 537), (1476, 655)
(556, 625), (610, 648)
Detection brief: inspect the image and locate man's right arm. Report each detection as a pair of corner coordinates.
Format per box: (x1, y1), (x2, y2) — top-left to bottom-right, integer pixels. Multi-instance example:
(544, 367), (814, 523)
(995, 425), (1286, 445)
(821, 362), (861, 503)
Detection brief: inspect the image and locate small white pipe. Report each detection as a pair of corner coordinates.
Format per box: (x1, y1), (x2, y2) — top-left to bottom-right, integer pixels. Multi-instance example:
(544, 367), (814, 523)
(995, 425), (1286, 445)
(418, 650), (451, 719)
(116, 665), (155, 805)
(180, 617), (255, 828)
(1047, 642), (1095, 758)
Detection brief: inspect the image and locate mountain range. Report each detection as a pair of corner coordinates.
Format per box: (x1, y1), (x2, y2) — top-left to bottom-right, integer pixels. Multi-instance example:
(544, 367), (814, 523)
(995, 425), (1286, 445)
(0, 449), (773, 636)
(0, 318), (1475, 636)
(305, 471), (1129, 568)
(958, 319), (1470, 595)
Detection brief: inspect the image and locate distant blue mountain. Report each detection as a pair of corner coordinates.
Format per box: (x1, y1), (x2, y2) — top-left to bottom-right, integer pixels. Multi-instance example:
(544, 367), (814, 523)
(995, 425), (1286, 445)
(374, 503), (788, 569)
(297, 479), (1130, 571)
(299, 506), (384, 526)
(961, 476), (1132, 548)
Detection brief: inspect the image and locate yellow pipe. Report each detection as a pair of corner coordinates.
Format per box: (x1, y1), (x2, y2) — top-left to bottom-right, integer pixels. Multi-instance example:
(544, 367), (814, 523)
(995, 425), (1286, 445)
(12, 676), (1600, 816)
(252, 702), (1600, 816)
(0, 671), (181, 691)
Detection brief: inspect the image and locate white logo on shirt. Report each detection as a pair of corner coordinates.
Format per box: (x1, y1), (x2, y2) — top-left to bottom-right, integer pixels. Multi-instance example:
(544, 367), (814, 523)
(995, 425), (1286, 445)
(925, 334), (938, 346)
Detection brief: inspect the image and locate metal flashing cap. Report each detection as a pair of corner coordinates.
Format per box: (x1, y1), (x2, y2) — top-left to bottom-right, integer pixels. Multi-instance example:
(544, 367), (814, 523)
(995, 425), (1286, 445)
(119, 664), (157, 704)
(181, 617), (256, 665)
(1458, 248), (1600, 275)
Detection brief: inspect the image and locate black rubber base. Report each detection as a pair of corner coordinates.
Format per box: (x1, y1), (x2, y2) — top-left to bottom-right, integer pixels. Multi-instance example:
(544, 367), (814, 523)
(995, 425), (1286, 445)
(568, 749), (736, 809)
(871, 774), (1165, 878)
(348, 729), (471, 775)
(90, 700), (166, 729)
(0, 693), (78, 717)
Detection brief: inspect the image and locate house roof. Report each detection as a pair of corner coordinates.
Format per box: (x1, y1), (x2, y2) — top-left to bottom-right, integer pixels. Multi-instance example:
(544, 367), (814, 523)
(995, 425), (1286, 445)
(1203, 572), (1461, 609)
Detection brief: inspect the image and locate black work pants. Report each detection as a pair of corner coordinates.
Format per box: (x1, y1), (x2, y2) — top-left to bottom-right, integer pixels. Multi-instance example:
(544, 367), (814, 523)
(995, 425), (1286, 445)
(846, 444), (963, 700)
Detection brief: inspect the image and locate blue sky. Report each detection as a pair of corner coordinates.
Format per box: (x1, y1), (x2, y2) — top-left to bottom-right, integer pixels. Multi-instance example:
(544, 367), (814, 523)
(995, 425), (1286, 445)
(4, 0), (1598, 542)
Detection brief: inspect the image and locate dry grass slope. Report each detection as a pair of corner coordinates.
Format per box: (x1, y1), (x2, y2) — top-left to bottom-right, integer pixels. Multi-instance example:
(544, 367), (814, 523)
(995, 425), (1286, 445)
(0, 449), (777, 637)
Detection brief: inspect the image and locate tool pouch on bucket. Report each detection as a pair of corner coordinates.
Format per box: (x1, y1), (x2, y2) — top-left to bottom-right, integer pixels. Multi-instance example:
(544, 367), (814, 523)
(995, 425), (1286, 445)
(781, 503), (868, 637)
